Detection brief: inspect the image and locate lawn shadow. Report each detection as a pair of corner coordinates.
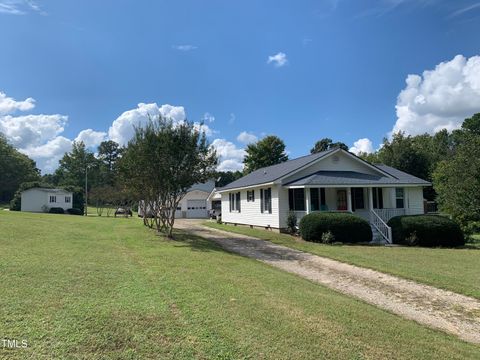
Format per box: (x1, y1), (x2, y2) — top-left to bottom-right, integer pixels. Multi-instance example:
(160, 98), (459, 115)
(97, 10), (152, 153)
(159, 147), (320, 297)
(168, 229), (228, 253)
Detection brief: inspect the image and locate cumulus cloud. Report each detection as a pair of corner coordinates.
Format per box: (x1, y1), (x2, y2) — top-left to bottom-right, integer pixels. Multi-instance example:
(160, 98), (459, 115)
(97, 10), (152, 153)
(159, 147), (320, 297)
(236, 131), (258, 144)
(75, 129), (106, 148)
(349, 138), (374, 155)
(210, 138), (245, 171)
(392, 54), (480, 136)
(267, 52), (288, 68)
(108, 103), (186, 145)
(20, 136), (72, 174)
(0, 91), (35, 114)
(0, 114), (67, 148)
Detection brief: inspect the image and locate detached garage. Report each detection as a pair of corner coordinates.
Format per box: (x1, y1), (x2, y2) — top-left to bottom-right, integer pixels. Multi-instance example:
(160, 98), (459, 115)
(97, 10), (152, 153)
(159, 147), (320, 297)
(173, 180), (215, 219)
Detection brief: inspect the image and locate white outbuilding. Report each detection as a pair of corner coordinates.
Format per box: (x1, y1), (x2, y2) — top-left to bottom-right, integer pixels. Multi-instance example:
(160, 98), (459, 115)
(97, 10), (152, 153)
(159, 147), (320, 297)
(21, 188), (74, 213)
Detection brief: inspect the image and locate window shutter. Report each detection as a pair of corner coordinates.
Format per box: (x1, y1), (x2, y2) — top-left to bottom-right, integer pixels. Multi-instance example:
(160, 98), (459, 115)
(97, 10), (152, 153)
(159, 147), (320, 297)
(252, 190), (255, 202)
(260, 189), (264, 213)
(268, 188), (272, 214)
(288, 189), (294, 211)
(236, 192), (241, 212)
(320, 188), (326, 206)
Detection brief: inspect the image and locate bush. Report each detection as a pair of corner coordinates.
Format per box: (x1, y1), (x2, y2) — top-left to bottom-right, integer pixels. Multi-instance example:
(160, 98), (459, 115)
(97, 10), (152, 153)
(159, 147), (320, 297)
(321, 230), (335, 244)
(299, 212), (372, 243)
(387, 215), (464, 247)
(286, 212), (297, 234)
(49, 207), (65, 214)
(67, 208), (83, 215)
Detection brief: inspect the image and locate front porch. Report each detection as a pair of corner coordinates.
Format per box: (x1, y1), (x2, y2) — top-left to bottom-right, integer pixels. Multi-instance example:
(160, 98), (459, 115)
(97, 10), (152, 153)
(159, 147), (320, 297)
(286, 186), (409, 243)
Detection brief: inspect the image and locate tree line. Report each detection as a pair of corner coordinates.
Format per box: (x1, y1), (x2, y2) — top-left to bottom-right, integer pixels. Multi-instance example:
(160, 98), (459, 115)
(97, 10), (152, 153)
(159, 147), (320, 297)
(1, 112), (479, 236)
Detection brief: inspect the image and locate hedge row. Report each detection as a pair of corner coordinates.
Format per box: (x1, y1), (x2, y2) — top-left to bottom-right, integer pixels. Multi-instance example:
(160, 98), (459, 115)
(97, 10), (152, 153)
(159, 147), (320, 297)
(299, 212), (372, 243)
(387, 215), (464, 247)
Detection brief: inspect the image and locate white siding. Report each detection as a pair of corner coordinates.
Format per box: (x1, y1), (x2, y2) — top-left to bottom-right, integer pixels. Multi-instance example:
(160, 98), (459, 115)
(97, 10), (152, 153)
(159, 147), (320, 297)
(21, 189), (73, 212)
(222, 185), (281, 228)
(281, 151), (384, 184)
(405, 187), (424, 215)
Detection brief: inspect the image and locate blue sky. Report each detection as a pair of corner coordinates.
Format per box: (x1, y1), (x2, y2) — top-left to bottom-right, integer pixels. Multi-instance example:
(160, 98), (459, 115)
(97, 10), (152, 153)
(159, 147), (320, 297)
(1, 0), (479, 173)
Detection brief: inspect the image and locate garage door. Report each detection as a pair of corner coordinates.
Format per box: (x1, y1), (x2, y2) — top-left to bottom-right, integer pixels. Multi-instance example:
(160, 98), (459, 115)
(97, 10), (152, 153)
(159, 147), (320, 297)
(186, 199), (208, 218)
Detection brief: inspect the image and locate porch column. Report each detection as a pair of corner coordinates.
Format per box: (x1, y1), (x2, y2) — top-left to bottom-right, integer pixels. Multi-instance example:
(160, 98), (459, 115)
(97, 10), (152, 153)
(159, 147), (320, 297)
(305, 188), (310, 214)
(347, 188), (352, 212)
(368, 187), (374, 210)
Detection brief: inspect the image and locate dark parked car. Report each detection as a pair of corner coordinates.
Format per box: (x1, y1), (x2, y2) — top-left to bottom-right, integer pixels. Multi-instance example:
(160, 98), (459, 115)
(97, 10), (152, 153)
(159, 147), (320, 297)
(115, 207), (132, 217)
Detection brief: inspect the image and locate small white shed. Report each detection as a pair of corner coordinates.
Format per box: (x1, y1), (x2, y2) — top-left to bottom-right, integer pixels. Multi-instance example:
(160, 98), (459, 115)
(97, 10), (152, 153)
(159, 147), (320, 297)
(21, 188), (74, 213)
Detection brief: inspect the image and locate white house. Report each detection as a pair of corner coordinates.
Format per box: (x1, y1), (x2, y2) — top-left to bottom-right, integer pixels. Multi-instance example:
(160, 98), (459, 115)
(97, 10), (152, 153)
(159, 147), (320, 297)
(139, 180), (216, 219)
(21, 188), (73, 213)
(218, 148), (430, 243)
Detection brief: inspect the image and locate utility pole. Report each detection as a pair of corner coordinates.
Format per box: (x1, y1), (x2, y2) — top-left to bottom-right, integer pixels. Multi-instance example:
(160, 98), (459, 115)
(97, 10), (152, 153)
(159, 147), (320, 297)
(85, 165), (89, 216)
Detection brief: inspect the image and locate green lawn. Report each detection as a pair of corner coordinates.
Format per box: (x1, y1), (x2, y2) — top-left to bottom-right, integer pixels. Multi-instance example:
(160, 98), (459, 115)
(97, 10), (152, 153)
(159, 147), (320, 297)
(204, 222), (480, 299)
(1, 213), (478, 359)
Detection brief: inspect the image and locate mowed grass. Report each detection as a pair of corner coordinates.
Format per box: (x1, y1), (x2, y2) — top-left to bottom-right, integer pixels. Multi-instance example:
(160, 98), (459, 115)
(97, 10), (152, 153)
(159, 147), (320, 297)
(0, 213), (479, 359)
(204, 222), (480, 299)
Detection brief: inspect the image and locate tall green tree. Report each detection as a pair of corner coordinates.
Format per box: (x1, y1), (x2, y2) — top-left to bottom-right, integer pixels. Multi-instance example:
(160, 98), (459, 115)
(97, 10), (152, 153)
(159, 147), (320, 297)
(0, 133), (39, 201)
(120, 116), (217, 237)
(310, 138), (348, 153)
(214, 170), (243, 187)
(433, 134), (480, 233)
(98, 140), (123, 185)
(243, 135), (288, 173)
(54, 141), (100, 190)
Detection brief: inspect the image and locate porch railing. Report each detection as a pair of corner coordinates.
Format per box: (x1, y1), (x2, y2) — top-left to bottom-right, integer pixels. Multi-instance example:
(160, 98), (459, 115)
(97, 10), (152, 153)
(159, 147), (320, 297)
(374, 208), (405, 223)
(370, 209), (392, 244)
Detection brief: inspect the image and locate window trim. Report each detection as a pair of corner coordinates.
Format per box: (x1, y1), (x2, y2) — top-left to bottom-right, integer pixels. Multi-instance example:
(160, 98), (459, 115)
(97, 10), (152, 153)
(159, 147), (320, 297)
(229, 192), (241, 212)
(49, 195), (56, 203)
(395, 188), (405, 209)
(260, 188), (272, 214)
(247, 190), (255, 202)
(288, 188), (305, 211)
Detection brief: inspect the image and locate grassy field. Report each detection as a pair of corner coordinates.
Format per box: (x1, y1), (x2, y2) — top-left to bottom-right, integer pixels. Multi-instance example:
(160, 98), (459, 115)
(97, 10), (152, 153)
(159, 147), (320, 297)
(204, 222), (480, 299)
(1, 213), (479, 359)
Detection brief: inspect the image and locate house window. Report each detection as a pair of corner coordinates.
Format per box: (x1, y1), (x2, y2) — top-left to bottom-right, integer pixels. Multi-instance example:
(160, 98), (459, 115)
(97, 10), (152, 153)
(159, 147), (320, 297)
(49, 195), (56, 203)
(396, 188), (404, 209)
(352, 188), (365, 211)
(372, 187), (384, 209)
(288, 189), (305, 211)
(247, 190), (255, 202)
(310, 188), (326, 211)
(260, 188), (272, 214)
(229, 192), (241, 212)
(65, 196), (71, 203)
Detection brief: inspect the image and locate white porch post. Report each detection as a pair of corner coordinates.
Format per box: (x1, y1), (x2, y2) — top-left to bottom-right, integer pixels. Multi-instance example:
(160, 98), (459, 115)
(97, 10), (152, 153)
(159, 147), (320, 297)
(368, 187), (374, 210)
(368, 187), (374, 223)
(347, 188), (352, 212)
(305, 188), (310, 214)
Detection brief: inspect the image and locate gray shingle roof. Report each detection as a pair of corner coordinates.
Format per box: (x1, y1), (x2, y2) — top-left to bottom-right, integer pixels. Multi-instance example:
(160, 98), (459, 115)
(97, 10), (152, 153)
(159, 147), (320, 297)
(218, 148), (430, 191)
(218, 148), (337, 191)
(285, 169), (430, 187)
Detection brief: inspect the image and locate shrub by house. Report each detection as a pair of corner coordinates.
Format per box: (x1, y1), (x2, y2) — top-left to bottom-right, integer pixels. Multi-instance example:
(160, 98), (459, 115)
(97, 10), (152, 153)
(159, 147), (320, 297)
(299, 212), (372, 243)
(387, 215), (464, 247)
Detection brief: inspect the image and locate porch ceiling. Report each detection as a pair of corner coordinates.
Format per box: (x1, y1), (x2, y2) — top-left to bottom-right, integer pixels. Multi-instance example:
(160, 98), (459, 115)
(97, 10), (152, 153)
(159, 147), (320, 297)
(284, 170), (429, 187)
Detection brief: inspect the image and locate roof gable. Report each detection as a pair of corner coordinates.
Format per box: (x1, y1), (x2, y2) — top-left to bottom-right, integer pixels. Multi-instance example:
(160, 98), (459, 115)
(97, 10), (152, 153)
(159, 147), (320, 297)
(218, 148), (337, 191)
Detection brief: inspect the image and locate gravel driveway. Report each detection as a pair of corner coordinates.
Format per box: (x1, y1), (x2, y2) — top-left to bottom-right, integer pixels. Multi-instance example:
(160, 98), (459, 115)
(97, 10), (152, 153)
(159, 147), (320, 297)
(175, 219), (480, 345)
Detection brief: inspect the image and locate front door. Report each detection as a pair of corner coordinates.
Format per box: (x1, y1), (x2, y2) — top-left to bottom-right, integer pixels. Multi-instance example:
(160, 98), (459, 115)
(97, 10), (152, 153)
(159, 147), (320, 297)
(337, 190), (347, 211)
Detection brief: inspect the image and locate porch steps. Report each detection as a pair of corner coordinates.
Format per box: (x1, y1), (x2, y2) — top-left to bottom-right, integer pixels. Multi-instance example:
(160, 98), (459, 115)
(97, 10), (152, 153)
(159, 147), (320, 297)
(370, 225), (387, 244)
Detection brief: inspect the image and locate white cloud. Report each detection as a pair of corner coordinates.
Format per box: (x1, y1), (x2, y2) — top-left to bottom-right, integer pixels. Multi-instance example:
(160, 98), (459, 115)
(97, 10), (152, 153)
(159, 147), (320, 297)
(236, 131), (258, 144)
(75, 129), (106, 148)
(20, 136), (72, 174)
(392, 54), (480, 136)
(0, 0), (45, 15)
(108, 103), (186, 145)
(0, 114), (67, 148)
(210, 138), (245, 171)
(172, 44), (197, 51)
(349, 138), (374, 155)
(267, 52), (288, 68)
(202, 112), (215, 123)
(228, 113), (236, 124)
(192, 122), (216, 137)
(0, 91), (35, 114)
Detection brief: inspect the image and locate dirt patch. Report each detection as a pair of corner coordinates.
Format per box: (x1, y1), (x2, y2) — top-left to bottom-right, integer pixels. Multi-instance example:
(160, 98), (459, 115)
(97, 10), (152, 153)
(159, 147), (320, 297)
(175, 219), (480, 345)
